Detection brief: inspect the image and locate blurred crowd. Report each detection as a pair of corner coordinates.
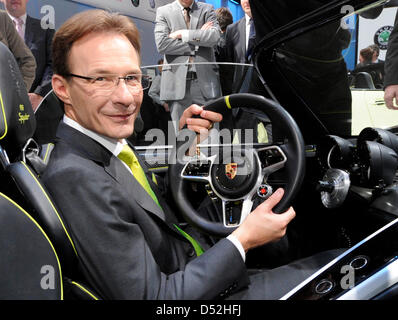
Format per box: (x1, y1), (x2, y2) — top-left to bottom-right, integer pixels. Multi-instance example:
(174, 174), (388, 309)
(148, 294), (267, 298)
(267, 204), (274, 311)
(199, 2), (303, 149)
(2, 0), (398, 140)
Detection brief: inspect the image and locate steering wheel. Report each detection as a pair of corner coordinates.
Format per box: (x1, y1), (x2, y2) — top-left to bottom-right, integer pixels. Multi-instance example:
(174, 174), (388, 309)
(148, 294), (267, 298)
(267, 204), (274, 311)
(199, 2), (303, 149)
(168, 93), (305, 237)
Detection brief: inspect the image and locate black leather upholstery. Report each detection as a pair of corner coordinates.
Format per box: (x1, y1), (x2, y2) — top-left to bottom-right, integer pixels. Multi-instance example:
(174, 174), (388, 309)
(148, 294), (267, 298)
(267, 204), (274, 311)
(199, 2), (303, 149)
(352, 72), (376, 90)
(0, 192), (62, 299)
(33, 91), (64, 145)
(7, 161), (78, 276)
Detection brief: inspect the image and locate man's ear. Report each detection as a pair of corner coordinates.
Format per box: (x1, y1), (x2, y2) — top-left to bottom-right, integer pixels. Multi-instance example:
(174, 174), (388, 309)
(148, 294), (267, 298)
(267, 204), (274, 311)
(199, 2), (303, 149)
(52, 74), (72, 105)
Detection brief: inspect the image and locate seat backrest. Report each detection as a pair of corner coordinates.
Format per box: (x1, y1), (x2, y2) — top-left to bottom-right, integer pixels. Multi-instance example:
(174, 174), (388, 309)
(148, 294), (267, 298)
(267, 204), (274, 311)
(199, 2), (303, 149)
(0, 41), (100, 299)
(33, 90), (64, 145)
(7, 160), (79, 275)
(353, 72), (376, 89)
(0, 191), (63, 299)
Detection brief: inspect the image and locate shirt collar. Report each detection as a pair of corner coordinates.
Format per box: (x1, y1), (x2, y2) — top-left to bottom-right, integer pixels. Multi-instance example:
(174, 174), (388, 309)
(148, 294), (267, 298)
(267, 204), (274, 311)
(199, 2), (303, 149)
(177, 0), (194, 11)
(7, 12), (27, 25)
(245, 14), (252, 25)
(63, 115), (126, 157)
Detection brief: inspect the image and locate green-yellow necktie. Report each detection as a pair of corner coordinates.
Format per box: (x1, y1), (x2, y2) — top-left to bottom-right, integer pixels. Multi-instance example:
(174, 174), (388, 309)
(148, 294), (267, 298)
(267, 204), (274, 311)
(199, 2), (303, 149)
(117, 144), (204, 256)
(118, 144), (160, 207)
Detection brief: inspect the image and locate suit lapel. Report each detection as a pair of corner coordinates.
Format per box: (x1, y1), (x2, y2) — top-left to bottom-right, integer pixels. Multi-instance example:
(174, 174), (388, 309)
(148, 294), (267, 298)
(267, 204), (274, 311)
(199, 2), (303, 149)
(238, 18), (247, 62)
(24, 15), (34, 47)
(172, 0), (186, 30)
(131, 147), (179, 224)
(104, 154), (168, 222)
(104, 151), (185, 239)
(190, 2), (202, 30)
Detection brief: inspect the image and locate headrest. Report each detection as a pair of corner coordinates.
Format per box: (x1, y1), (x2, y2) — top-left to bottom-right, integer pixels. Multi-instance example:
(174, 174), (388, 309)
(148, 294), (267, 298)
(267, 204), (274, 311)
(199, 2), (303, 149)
(0, 42), (36, 160)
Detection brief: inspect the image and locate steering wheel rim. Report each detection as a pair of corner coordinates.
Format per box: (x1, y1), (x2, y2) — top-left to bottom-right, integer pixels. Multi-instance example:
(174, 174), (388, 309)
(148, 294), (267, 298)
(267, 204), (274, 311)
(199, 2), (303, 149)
(168, 93), (305, 237)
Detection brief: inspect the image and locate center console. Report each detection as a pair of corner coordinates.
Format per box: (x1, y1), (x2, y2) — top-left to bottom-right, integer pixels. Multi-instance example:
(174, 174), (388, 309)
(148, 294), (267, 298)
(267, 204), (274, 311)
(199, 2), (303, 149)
(281, 217), (398, 300)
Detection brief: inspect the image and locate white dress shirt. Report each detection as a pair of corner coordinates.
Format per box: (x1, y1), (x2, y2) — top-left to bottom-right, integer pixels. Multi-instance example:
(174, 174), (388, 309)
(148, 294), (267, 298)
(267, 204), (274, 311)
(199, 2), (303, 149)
(245, 14), (252, 52)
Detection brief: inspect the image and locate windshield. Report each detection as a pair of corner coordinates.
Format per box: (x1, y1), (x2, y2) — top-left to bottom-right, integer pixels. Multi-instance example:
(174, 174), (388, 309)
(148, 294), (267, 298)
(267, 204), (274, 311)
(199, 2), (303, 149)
(264, 2), (398, 137)
(138, 62), (270, 147)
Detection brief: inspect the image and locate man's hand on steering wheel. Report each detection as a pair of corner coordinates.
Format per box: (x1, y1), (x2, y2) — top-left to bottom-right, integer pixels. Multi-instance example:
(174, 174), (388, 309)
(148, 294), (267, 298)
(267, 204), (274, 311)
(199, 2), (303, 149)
(179, 104), (223, 133)
(231, 188), (296, 252)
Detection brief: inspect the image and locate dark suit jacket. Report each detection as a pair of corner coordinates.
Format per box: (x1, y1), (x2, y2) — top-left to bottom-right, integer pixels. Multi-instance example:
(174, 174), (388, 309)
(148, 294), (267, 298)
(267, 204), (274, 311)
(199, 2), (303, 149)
(25, 15), (54, 97)
(220, 17), (266, 97)
(225, 17), (247, 64)
(219, 17), (247, 95)
(385, 10), (398, 88)
(41, 122), (249, 299)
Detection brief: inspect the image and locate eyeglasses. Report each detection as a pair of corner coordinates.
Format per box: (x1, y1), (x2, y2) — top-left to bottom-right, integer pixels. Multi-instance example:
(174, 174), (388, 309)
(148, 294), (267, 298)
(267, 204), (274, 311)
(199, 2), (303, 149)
(66, 73), (152, 94)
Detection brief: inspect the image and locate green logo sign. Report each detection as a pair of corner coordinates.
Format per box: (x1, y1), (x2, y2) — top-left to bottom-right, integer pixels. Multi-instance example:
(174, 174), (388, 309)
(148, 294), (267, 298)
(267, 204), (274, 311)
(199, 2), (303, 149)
(374, 25), (394, 50)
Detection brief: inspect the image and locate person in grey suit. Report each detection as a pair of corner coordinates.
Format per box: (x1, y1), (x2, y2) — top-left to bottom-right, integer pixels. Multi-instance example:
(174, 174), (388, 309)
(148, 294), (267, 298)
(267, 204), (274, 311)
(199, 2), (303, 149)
(148, 58), (169, 112)
(43, 9), (341, 300)
(0, 9), (35, 91)
(154, 0), (222, 132)
(1, 0), (54, 111)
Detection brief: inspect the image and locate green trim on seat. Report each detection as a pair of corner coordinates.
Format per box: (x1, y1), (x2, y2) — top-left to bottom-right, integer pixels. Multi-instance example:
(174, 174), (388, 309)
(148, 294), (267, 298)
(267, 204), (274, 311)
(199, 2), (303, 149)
(71, 281), (99, 300)
(42, 143), (54, 164)
(20, 161), (78, 257)
(0, 91), (8, 139)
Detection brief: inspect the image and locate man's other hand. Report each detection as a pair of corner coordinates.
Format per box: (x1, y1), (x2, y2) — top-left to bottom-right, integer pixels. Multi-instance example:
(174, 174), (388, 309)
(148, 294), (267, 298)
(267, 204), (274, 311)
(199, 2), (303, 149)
(201, 21), (213, 30)
(179, 104), (222, 132)
(169, 30), (183, 39)
(384, 84), (398, 110)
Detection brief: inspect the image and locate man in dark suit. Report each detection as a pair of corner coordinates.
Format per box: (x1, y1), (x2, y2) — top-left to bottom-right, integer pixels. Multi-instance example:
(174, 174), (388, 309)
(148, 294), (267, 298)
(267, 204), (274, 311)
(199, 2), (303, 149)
(220, 0), (258, 95)
(384, 10), (398, 109)
(217, 0), (270, 144)
(42, 9), (341, 300)
(1, 0), (54, 111)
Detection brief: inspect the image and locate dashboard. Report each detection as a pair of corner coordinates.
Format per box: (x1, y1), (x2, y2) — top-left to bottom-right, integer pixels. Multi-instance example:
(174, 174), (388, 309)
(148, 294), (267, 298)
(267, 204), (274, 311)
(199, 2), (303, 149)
(315, 127), (398, 209)
(281, 127), (398, 300)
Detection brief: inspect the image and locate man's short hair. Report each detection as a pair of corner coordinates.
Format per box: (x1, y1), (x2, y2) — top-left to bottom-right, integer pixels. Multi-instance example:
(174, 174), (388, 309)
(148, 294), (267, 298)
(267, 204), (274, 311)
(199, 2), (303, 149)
(52, 9), (141, 77)
(369, 44), (380, 56)
(215, 7), (233, 32)
(360, 47), (374, 63)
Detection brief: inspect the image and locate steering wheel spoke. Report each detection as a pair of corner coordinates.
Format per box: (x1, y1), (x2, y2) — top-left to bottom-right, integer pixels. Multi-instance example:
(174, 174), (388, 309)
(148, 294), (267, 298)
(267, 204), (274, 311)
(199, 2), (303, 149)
(257, 145), (287, 178)
(180, 154), (216, 183)
(222, 197), (254, 227)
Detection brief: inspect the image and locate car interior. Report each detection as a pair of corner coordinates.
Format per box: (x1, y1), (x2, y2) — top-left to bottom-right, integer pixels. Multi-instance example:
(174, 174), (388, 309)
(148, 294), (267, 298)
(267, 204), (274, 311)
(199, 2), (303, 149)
(3, 0), (398, 300)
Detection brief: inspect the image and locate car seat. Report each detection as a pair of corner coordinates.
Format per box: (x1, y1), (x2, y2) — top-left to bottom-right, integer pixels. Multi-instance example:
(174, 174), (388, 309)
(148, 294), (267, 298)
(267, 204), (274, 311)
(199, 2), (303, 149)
(0, 41), (99, 300)
(352, 72), (376, 90)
